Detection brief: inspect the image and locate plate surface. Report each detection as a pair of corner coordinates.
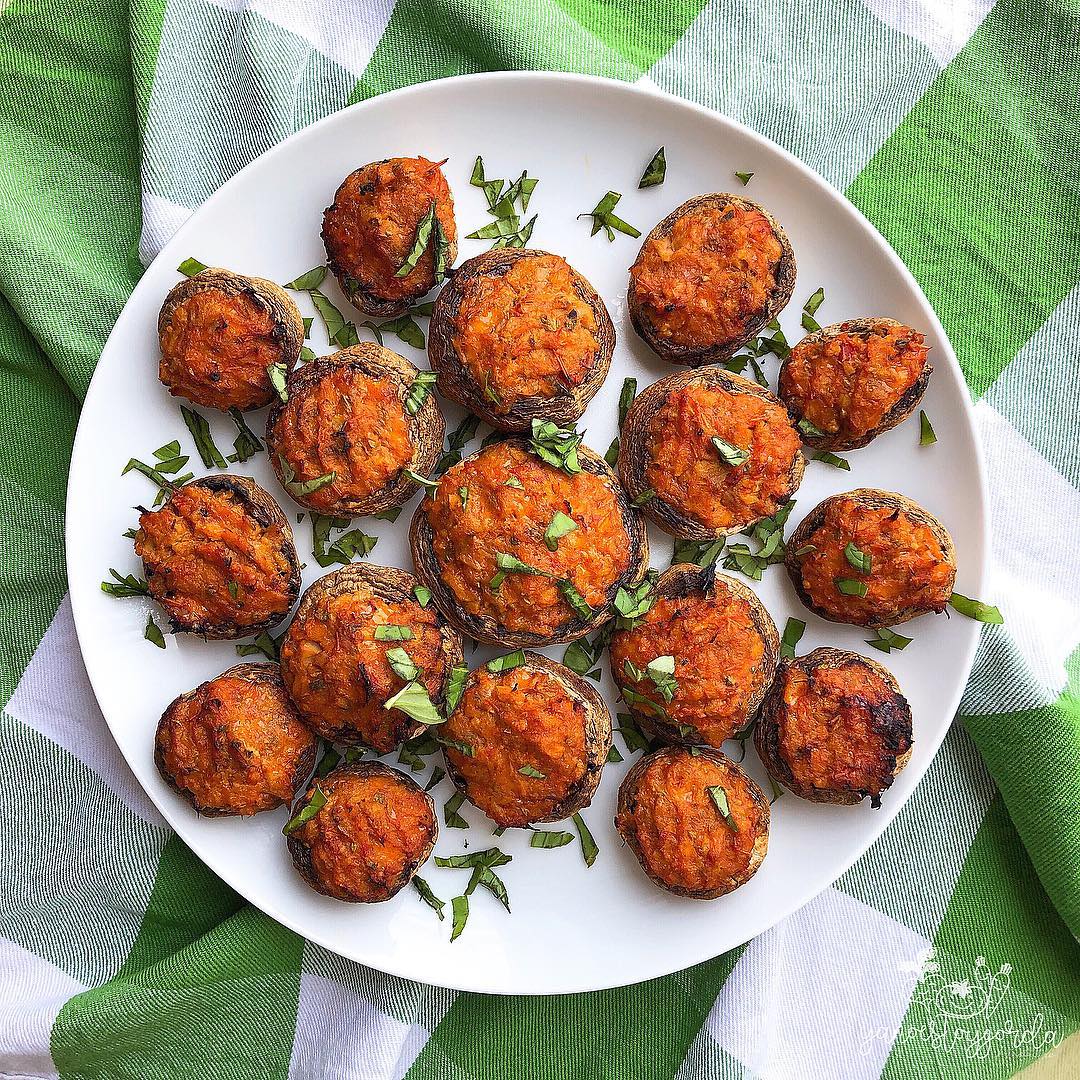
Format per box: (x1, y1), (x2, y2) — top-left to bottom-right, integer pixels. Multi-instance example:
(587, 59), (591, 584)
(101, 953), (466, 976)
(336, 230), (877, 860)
(66, 72), (987, 995)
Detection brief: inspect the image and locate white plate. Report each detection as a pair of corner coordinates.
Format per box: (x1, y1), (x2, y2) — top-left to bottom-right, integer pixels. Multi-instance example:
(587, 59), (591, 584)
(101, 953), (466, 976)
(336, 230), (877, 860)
(66, 72), (987, 995)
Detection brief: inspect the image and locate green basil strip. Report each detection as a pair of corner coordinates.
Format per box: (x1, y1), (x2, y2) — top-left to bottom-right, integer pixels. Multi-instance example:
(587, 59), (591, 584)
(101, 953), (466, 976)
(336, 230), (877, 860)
(780, 618), (806, 659)
(176, 257), (207, 277)
(638, 146), (666, 188)
(144, 612), (166, 649)
(180, 406), (229, 469)
(284, 266), (326, 291)
(396, 203), (437, 278)
(920, 410), (938, 446)
(412, 876), (445, 920)
(283, 785), (327, 835)
(707, 784), (738, 830)
(948, 592), (1004, 624)
(530, 829), (574, 849)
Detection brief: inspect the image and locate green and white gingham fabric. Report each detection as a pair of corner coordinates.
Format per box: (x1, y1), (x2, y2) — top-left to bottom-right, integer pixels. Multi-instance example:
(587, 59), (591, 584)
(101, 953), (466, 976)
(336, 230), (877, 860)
(2, 1), (1079, 1077)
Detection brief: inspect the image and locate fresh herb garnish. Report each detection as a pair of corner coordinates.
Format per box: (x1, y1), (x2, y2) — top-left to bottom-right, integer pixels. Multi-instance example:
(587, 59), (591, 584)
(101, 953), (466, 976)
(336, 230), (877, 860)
(445, 664), (469, 713)
(405, 370), (438, 415)
(227, 407), (263, 463)
(310, 512), (377, 567)
(844, 542), (872, 574)
(530, 829), (574, 848)
(396, 203), (439, 279)
(734, 171), (754, 186)
(836, 578), (869, 597)
(780, 618), (805, 659)
(948, 592), (1004, 624)
(100, 569), (149, 597)
(434, 413), (482, 475)
(866, 627), (914, 653)
(437, 733), (475, 757)
(412, 587), (432, 611)
(424, 767), (446, 792)
(444, 791), (469, 829)
(631, 489), (656, 507)
(797, 417), (825, 439)
(235, 630), (281, 661)
(562, 639), (595, 676)
(458, 486), (470, 510)
(544, 511), (578, 551)
(282, 786), (327, 835)
(266, 362), (289, 404)
(616, 712), (651, 754)
(613, 574), (656, 629)
(373, 507), (403, 523)
(813, 451), (850, 470)
(374, 625), (413, 641)
(707, 784), (738, 831)
(276, 455), (335, 500)
(572, 813), (599, 867)
(618, 377), (637, 428)
(177, 257), (208, 277)
(412, 876), (445, 920)
(578, 190), (641, 241)
(436, 847), (514, 938)
(314, 742), (341, 778)
(557, 579), (594, 621)
(801, 287), (826, 332)
(528, 418), (582, 474)
(450, 895), (469, 941)
(404, 469), (440, 494)
(503, 476), (523, 490)
(467, 159), (539, 249)
(384, 680), (444, 725)
(638, 147), (666, 188)
(284, 266), (327, 291)
(121, 455), (190, 504)
(144, 612), (166, 649)
(487, 650), (526, 674)
(519, 764), (545, 779)
(606, 745), (624, 763)
(604, 438), (620, 468)
(671, 538), (725, 568)
(644, 655), (677, 701)
(711, 436), (750, 468)
(490, 552), (549, 592)
(180, 406), (229, 469)
(386, 647), (421, 683)
(920, 410), (937, 446)
(723, 500), (794, 581)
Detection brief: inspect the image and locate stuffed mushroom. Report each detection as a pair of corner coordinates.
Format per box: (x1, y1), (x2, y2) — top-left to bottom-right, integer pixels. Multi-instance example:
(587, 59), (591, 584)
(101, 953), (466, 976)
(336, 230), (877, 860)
(428, 248), (615, 432)
(628, 194), (795, 365)
(755, 647), (913, 807)
(779, 319), (931, 451)
(619, 366), (804, 540)
(134, 475), (301, 639)
(322, 156), (457, 318)
(785, 489), (956, 627)
(265, 343), (445, 516)
(158, 268), (304, 411)
(286, 761), (437, 903)
(155, 663), (316, 816)
(615, 746), (769, 899)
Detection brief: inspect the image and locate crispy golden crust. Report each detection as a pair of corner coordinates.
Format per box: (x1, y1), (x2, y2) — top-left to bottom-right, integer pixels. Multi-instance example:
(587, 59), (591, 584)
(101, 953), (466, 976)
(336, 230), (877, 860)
(410, 440), (650, 647)
(135, 475), (301, 639)
(785, 489), (957, 627)
(158, 268), (304, 411)
(754, 647), (913, 807)
(265, 343), (445, 515)
(628, 194), (796, 366)
(428, 248), (615, 432)
(155, 663), (316, 817)
(618, 366), (805, 540)
(778, 318), (932, 452)
(609, 564), (779, 748)
(615, 746), (769, 898)
(278, 562), (463, 753)
(286, 760), (437, 903)
(441, 652), (612, 828)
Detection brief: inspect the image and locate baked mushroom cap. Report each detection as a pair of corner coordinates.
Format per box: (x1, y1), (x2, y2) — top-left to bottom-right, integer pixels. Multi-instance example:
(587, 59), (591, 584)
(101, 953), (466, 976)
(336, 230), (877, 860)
(609, 563), (780, 748)
(321, 156), (458, 319)
(618, 366), (805, 540)
(158, 267), (304, 411)
(155, 662), (316, 816)
(428, 248), (615, 432)
(785, 488), (957, 627)
(265, 343), (445, 516)
(286, 760), (438, 903)
(628, 193), (796, 366)
(754, 647), (914, 807)
(778, 318), (932, 452)
(278, 562), (463, 752)
(440, 652), (612, 828)
(410, 438), (650, 647)
(134, 474), (301, 639)
(615, 746), (769, 899)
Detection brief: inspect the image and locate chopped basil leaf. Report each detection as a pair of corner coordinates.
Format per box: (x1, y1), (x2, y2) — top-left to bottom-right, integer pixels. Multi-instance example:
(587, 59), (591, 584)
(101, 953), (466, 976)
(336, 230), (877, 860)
(122, 456), (183, 498)
(604, 437), (620, 468)
(804, 287), (825, 316)
(404, 469), (440, 493)
(266, 362), (289, 404)
(487, 650), (526, 674)
(948, 592), (1004, 624)
(177, 257), (207, 277)
(606, 744), (624, 763)
(920, 410), (938, 446)
(836, 577), (869, 597)
(434, 413), (482, 474)
(227, 407), (264, 462)
(376, 314), (426, 350)
(445, 664), (469, 713)
(374, 506), (403, 522)
(424, 766), (446, 792)
(299, 346), (317, 362)
(723, 500), (793, 581)
(802, 312), (821, 333)
(310, 290), (349, 344)
(459, 486), (469, 510)
(562, 639), (594, 676)
(616, 713), (651, 754)
(234, 630), (281, 661)
(631, 489), (656, 507)
(282, 785), (327, 835)
(638, 146), (666, 188)
(444, 791), (469, 829)
(557, 578), (594, 621)
(530, 829), (574, 848)
(614, 575), (656, 628)
(450, 895), (469, 942)
(384, 681), (444, 725)
(495, 552), (548, 577)
(793, 543), (817, 557)
(620, 685), (668, 719)
(412, 876), (445, 920)
(396, 203), (438, 278)
(374, 625), (413, 641)
(708, 784), (738, 830)
(671, 538), (725, 568)
(503, 476), (523, 489)
(734, 171), (754, 186)
(154, 440), (181, 460)
(469, 156), (486, 186)
(435, 848), (513, 870)
(571, 812), (599, 867)
(644, 655), (677, 702)
(618, 377), (637, 429)
(311, 512), (377, 567)
(386, 646), (421, 682)
(528, 418), (582, 474)
(711, 436), (750, 467)
(100, 569), (149, 598)
(866, 627), (914, 653)
(544, 511), (577, 551)
(144, 612), (166, 649)
(122, 527), (138, 540)
(519, 764), (545, 779)
(314, 742), (341, 778)
(813, 450), (850, 470)
(180, 406), (229, 469)
(797, 417), (825, 438)
(578, 190), (641, 241)
(405, 370), (438, 415)
(780, 618), (806, 659)
(413, 584), (432, 607)
(302, 317), (313, 338)
(284, 266), (327, 291)
(844, 542), (873, 574)
(437, 732), (475, 756)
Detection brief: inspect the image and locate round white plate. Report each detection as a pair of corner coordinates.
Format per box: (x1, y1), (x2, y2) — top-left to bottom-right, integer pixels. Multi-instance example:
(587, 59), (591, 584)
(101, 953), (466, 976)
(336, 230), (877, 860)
(67, 72), (987, 995)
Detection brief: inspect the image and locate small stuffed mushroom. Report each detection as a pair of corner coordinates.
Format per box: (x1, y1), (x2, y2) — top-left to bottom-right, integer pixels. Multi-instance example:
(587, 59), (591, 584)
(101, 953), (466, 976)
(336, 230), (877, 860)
(785, 489), (957, 628)
(615, 746), (769, 899)
(755, 647), (913, 807)
(609, 564), (779, 749)
(155, 663), (316, 817)
(619, 366), (804, 540)
(134, 475), (301, 639)
(158, 268), (304, 411)
(428, 249), (615, 432)
(441, 653), (611, 828)
(779, 319), (932, 452)
(628, 194), (796, 366)
(279, 563), (463, 753)
(410, 437), (649, 647)
(265, 344), (445, 516)
(322, 156), (457, 318)
(286, 761), (437, 903)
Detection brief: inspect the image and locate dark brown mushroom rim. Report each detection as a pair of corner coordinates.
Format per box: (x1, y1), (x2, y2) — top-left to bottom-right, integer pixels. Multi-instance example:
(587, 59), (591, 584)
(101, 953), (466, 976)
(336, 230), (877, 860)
(628, 194), (796, 366)
(154, 662), (316, 818)
(618, 366), (806, 541)
(754, 647), (914, 808)
(287, 760), (438, 903)
(145, 475), (302, 639)
(615, 745), (770, 899)
(286, 562), (464, 748)
(779, 318), (933, 452)
(442, 652), (613, 824)
(428, 248), (616, 433)
(158, 268), (305, 397)
(784, 488), (957, 627)
(621, 563), (780, 748)
(409, 440), (650, 647)
(265, 343), (445, 516)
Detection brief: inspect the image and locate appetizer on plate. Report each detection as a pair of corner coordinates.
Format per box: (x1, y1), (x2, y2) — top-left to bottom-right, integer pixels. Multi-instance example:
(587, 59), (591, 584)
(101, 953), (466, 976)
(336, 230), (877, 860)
(609, 564), (779, 749)
(429, 248), (615, 432)
(618, 366), (804, 540)
(779, 318), (931, 451)
(158, 267), (304, 411)
(286, 761), (437, 903)
(615, 746), (769, 898)
(441, 652), (612, 828)
(134, 475), (301, 639)
(266, 343), (445, 516)
(628, 193), (795, 365)
(322, 156), (457, 318)
(155, 663), (316, 817)
(279, 563), (463, 753)
(755, 647), (913, 807)
(785, 489), (956, 627)
(410, 433), (649, 647)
